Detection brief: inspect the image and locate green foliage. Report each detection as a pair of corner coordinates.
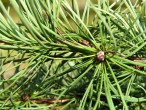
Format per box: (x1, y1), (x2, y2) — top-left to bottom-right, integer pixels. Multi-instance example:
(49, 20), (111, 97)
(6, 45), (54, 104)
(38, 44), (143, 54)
(0, 0), (146, 109)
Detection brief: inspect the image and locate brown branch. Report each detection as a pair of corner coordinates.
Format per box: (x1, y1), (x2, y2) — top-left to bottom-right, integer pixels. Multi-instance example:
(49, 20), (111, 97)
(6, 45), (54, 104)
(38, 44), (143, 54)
(32, 98), (70, 105)
(128, 57), (146, 62)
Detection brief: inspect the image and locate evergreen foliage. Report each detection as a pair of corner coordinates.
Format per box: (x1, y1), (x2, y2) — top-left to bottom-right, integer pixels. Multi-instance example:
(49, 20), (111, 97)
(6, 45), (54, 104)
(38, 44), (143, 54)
(0, 0), (146, 109)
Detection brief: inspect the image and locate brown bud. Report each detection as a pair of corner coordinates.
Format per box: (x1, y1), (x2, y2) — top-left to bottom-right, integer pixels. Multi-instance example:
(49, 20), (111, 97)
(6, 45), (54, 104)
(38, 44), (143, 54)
(21, 93), (29, 102)
(96, 51), (105, 62)
(134, 65), (144, 71)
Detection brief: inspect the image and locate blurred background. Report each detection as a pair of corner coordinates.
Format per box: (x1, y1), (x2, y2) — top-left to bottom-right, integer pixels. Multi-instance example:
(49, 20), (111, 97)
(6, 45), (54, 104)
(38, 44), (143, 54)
(1, 0), (142, 22)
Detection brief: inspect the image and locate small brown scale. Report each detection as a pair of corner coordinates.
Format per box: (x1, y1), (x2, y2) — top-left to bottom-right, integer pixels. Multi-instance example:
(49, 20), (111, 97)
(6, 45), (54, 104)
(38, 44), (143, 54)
(96, 51), (105, 62)
(21, 93), (29, 102)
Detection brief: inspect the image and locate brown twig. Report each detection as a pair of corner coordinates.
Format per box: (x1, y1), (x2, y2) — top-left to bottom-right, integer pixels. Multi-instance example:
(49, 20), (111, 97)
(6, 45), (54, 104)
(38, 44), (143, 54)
(32, 98), (70, 105)
(56, 28), (94, 47)
(79, 39), (93, 47)
(129, 57), (146, 70)
(128, 57), (146, 62)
